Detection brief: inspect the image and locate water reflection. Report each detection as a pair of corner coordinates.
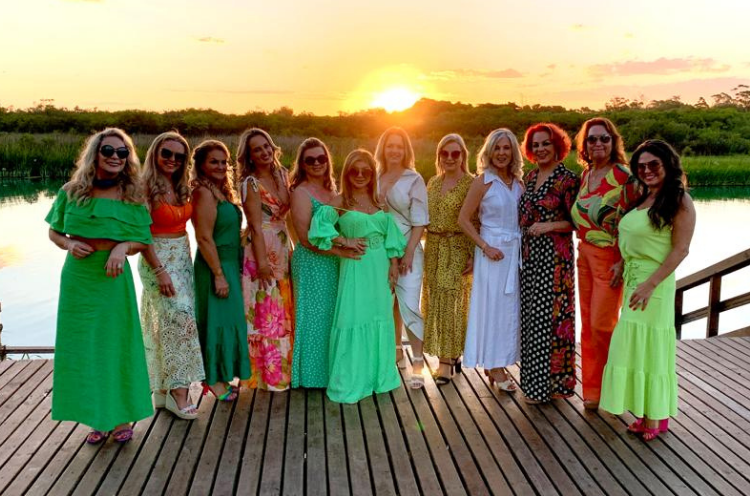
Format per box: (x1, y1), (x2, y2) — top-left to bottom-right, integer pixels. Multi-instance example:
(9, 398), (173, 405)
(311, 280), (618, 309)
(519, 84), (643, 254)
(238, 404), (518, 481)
(1, 180), (749, 347)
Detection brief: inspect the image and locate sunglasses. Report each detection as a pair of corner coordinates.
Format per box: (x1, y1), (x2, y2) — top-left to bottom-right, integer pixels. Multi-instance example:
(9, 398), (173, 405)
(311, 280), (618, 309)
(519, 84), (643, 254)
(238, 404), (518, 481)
(439, 150), (462, 160)
(637, 160), (662, 172)
(347, 167), (373, 179)
(160, 148), (187, 164)
(303, 154), (328, 166)
(99, 145), (130, 159)
(586, 135), (612, 145)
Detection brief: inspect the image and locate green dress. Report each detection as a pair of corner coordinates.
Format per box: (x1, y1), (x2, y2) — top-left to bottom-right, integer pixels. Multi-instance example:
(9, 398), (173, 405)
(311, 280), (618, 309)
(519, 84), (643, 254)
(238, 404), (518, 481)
(45, 189), (154, 432)
(309, 206), (406, 403)
(599, 208), (678, 420)
(290, 195), (339, 388)
(194, 200), (251, 385)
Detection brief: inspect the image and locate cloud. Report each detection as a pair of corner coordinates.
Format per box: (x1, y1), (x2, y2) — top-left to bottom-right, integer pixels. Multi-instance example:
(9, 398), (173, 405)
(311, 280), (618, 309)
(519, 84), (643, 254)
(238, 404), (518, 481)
(547, 64), (557, 70)
(421, 68), (523, 81)
(196, 37), (225, 44)
(167, 88), (294, 95)
(62, 0), (103, 2)
(589, 57), (731, 78)
(570, 24), (588, 31)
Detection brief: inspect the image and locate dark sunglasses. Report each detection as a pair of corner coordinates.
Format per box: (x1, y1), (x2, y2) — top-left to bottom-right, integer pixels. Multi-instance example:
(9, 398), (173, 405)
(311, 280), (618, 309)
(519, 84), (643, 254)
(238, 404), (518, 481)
(160, 148), (187, 164)
(637, 160), (662, 172)
(303, 154), (328, 166)
(586, 135), (612, 145)
(439, 150), (462, 160)
(347, 167), (373, 179)
(99, 145), (130, 159)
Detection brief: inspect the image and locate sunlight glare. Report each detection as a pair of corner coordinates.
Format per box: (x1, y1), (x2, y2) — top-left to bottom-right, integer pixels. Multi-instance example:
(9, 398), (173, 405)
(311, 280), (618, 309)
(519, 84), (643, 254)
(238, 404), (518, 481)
(371, 87), (421, 112)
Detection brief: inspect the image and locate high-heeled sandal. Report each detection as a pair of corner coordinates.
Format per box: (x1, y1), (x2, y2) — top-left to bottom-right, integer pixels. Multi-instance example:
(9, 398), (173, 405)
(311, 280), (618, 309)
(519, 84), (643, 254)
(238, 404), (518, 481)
(434, 359), (455, 386)
(86, 430), (108, 445)
(642, 419), (669, 441)
(112, 426), (134, 443)
(203, 383), (237, 402)
(153, 390), (166, 409)
(409, 356), (425, 389)
(485, 368), (517, 392)
(628, 418), (645, 434)
(166, 390), (199, 420)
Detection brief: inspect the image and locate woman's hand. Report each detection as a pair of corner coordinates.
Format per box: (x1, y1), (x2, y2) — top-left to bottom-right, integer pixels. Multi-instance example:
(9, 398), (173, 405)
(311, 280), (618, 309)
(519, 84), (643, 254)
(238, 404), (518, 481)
(105, 242), (129, 278)
(527, 222), (550, 237)
(629, 280), (656, 310)
(331, 246), (362, 260)
(482, 245), (504, 261)
(462, 256), (474, 276)
(257, 264), (274, 291)
(67, 239), (94, 259)
(157, 271), (176, 297)
(388, 260), (399, 292)
(398, 249), (414, 275)
(609, 260), (624, 288)
(343, 237), (367, 255)
(214, 274), (230, 298)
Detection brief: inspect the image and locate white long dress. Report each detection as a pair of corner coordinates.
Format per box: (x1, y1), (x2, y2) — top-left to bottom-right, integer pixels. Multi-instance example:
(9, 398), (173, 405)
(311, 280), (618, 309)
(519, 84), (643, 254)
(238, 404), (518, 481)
(383, 169), (429, 340)
(464, 170), (522, 368)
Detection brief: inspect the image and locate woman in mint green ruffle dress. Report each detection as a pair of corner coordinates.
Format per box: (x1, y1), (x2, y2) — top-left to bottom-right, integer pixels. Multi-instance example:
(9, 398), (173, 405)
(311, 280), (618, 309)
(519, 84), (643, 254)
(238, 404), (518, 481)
(308, 149), (406, 404)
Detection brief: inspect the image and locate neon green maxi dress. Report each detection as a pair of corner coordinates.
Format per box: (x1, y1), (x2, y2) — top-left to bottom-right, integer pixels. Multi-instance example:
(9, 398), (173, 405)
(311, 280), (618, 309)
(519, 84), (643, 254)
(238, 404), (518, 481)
(309, 206), (406, 404)
(46, 189), (154, 432)
(599, 207), (678, 420)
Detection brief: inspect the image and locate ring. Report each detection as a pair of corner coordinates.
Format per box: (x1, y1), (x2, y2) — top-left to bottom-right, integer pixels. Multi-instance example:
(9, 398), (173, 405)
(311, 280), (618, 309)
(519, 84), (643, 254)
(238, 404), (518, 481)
(117, 263), (123, 269)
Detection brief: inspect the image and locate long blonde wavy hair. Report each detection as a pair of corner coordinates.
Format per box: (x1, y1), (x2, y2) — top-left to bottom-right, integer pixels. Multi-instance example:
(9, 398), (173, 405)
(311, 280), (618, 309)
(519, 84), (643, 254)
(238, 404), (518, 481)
(189, 139), (237, 203)
(64, 128), (143, 204)
(141, 131), (191, 206)
(235, 127), (289, 205)
(340, 149), (380, 210)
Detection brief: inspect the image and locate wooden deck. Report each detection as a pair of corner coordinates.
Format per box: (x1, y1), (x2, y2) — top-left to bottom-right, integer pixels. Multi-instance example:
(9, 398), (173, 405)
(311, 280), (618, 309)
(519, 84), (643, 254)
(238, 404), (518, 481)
(2, 338), (750, 495)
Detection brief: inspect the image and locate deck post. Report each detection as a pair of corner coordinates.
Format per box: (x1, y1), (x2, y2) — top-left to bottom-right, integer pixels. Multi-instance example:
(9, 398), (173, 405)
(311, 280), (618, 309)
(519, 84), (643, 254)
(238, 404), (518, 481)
(707, 275), (722, 337)
(674, 290), (683, 339)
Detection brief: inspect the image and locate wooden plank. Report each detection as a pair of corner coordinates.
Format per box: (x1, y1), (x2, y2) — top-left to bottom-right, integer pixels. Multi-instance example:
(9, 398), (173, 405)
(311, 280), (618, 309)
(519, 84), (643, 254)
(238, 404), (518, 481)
(187, 395), (237, 496)
(140, 414), (193, 495)
(164, 393), (217, 496)
(0, 358), (15, 378)
(374, 390), (421, 496)
(306, 390), (327, 496)
(0, 359), (45, 412)
(324, 396), (350, 496)
(438, 374), (514, 495)
(282, 389), (305, 496)
(680, 340), (750, 403)
(259, 392), (289, 496)
(1, 420), (77, 495)
(713, 336), (750, 359)
(24, 423), (91, 496)
(44, 432), (107, 495)
(676, 368), (750, 427)
(236, 389), (272, 495)
(342, 402), (373, 496)
(114, 409), (174, 495)
(360, 395), (397, 495)
(212, 388), (255, 496)
(462, 369), (560, 496)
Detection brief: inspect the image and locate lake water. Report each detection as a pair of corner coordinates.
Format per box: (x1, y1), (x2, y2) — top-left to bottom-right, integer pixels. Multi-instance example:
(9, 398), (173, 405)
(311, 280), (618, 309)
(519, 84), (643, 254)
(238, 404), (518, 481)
(1, 180), (749, 351)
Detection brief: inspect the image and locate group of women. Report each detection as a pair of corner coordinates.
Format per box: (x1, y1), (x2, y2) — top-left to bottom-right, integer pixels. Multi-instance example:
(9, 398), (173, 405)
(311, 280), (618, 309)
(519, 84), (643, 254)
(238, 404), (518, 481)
(46, 118), (695, 445)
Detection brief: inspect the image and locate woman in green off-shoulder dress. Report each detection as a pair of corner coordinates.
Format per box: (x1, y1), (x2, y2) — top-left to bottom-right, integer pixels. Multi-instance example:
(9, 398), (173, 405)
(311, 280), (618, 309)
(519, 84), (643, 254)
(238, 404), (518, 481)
(46, 128), (153, 444)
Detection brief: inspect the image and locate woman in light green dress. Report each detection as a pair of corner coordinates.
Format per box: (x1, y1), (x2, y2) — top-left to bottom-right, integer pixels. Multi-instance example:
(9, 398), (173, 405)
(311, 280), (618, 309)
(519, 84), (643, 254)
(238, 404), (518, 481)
(46, 128), (153, 444)
(600, 139), (696, 441)
(309, 149), (406, 403)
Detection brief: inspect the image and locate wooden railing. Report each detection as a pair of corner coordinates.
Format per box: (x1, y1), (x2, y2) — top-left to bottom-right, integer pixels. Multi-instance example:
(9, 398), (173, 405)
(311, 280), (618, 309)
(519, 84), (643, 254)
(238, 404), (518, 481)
(675, 248), (750, 339)
(0, 302), (55, 360)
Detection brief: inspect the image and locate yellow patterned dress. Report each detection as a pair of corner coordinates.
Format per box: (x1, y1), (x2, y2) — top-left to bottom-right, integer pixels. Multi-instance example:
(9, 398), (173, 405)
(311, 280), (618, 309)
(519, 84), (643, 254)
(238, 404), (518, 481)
(421, 174), (474, 358)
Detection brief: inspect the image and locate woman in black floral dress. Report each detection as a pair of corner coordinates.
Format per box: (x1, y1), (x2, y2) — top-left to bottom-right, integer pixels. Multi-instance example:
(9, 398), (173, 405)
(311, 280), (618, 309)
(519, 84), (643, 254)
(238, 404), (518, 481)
(518, 123), (580, 404)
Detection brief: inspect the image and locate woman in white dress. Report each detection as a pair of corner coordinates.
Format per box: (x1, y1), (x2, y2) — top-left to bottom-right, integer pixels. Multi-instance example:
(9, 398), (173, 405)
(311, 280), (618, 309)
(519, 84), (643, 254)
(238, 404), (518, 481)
(458, 128), (524, 391)
(375, 127), (429, 388)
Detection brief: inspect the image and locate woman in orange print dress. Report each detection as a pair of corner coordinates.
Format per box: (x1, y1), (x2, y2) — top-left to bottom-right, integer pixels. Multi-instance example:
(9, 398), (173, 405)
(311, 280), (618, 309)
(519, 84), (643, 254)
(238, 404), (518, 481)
(237, 128), (294, 391)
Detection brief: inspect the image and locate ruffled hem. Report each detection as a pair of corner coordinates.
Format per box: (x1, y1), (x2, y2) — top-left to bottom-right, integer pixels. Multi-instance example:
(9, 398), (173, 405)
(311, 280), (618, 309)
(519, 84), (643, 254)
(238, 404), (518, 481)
(201, 327), (252, 385)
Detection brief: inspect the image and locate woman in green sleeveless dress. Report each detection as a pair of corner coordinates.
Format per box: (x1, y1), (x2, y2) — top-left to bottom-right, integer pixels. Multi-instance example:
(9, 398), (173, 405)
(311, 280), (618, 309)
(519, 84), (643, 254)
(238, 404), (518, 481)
(600, 140), (696, 441)
(309, 149), (406, 404)
(46, 128), (153, 444)
(191, 140), (251, 401)
(289, 138), (351, 388)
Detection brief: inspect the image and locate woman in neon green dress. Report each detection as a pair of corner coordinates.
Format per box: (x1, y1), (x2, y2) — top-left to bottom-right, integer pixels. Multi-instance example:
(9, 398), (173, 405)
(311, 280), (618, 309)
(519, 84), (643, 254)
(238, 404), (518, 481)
(46, 128), (153, 444)
(600, 139), (696, 441)
(309, 149), (406, 403)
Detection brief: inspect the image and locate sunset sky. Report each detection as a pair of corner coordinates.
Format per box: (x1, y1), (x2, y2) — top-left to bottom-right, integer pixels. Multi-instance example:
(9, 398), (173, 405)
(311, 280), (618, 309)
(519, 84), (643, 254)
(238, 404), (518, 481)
(1, 0), (748, 115)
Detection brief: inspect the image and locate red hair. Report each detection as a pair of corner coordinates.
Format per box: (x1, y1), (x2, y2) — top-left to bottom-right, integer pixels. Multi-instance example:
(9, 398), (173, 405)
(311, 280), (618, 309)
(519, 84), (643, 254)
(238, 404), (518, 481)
(521, 122), (571, 164)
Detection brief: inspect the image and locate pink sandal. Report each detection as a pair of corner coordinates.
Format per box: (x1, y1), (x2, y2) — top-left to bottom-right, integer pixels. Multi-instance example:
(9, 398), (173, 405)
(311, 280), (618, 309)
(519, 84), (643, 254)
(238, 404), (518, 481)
(628, 418), (645, 434)
(642, 419), (669, 442)
(112, 427), (134, 443)
(86, 430), (108, 444)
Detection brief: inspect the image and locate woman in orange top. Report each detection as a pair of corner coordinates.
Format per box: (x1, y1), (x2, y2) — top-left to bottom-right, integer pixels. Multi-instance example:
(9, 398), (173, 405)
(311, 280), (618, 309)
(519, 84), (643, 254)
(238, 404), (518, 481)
(138, 131), (206, 419)
(571, 118), (639, 410)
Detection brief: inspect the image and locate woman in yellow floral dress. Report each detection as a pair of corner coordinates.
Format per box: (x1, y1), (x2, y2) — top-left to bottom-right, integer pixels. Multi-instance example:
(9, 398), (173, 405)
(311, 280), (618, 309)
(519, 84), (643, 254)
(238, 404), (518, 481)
(236, 128), (295, 391)
(422, 134), (475, 384)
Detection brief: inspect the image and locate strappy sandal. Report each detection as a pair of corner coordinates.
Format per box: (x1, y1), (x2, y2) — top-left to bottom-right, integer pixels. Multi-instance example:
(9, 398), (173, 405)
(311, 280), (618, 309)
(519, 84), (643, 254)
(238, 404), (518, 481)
(641, 419), (669, 441)
(433, 359), (455, 386)
(166, 390), (199, 420)
(112, 426), (134, 443)
(86, 430), (108, 445)
(203, 382), (238, 402)
(485, 368), (517, 392)
(628, 418), (645, 434)
(409, 356), (425, 389)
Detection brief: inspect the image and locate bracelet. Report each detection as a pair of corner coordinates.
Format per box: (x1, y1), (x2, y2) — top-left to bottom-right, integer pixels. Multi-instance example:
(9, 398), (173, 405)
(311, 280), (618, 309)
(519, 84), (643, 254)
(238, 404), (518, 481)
(153, 264), (167, 276)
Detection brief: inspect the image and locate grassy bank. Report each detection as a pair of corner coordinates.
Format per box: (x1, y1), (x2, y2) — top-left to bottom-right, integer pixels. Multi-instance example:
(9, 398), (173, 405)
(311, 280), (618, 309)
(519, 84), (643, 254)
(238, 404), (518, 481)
(0, 132), (746, 186)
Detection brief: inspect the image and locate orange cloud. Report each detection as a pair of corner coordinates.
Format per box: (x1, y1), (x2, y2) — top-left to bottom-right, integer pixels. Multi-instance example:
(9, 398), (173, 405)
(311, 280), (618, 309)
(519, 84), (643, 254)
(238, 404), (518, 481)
(196, 37), (225, 44)
(589, 57), (731, 77)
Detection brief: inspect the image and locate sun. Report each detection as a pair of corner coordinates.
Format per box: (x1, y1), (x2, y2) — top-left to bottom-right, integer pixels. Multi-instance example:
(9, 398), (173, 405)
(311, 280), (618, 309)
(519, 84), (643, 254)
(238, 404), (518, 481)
(371, 87), (421, 112)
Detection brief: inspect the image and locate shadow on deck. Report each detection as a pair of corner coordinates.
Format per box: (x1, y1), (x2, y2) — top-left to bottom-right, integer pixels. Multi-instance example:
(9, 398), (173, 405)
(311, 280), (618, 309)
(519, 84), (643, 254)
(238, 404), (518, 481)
(1, 337), (750, 495)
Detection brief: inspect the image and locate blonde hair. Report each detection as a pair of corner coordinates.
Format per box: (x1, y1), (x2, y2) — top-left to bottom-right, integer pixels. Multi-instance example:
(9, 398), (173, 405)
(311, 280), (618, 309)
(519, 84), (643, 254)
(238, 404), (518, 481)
(476, 128), (524, 181)
(340, 149), (379, 210)
(374, 126), (415, 175)
(290, 137), (337, 193)
(235, 127), (289, 205)
(64, 127), (143, 204)
(190, 139), (237, 204)
(141, 131), (191, 206)
(435, 133), (470, 175)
